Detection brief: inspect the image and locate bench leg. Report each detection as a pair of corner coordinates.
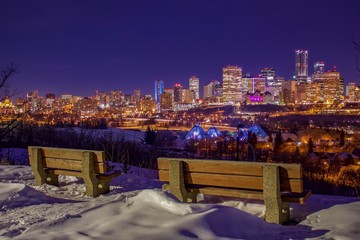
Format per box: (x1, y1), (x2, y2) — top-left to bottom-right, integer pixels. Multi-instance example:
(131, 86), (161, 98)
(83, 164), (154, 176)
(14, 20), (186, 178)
(263, 165), (290, 224)
(168, 160), (197, 203)
(30, 147), (59, 186)
(82, 152), (100, 197)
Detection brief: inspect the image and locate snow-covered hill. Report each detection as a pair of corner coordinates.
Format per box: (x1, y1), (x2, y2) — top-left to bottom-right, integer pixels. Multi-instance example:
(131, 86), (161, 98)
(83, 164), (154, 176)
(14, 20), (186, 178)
(0, 165), (359, 240)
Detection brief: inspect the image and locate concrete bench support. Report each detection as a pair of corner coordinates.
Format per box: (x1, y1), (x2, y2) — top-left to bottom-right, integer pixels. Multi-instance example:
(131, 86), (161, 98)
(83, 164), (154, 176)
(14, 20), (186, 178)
(31, 147), (59, 186)
(168, 160), (197, 203)
(263, 165), (290, 224)
(82, 151), (111, 197)
(29, 146), (120, 197)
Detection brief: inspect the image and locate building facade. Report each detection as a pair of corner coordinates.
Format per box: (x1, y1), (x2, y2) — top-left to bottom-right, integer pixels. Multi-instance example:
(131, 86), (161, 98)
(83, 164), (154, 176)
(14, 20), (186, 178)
(295, 50), (308, 84)
(189, 76), (199, 101)
(222, 65), (242, 104)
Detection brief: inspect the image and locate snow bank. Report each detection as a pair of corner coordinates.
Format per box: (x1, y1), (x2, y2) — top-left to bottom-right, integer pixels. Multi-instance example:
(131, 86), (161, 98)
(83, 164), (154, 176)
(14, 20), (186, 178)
(0, 165), (359, 240)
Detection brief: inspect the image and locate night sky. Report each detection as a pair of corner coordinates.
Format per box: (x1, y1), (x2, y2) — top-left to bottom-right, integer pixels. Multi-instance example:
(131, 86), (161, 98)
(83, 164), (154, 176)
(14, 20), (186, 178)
(1, 0), (360, 98)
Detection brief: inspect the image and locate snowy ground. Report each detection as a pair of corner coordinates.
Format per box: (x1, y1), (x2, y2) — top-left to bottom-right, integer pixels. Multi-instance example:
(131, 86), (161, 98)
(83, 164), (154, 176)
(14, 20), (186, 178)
(0, 165), (360, 240)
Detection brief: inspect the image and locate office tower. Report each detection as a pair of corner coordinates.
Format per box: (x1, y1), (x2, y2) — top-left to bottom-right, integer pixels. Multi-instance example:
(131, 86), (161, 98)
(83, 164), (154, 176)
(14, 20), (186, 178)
(242, 74), (265, 101)
(27, 90), (40, 111)
(45, 93), (55, 108)
(260, 68), (276, 87)
(296, 84), (307, 104)
(140, 96), (156, 113)
(282, 80), (297, 105)
(295, 50), (308, 84)
(133, 89), (141, 108)
(189, 76), (199, 101)
(173, 83), (183, 103)
(109, 90), (121, 106)
(346, 82), (360, 102)
(182, 89), (192, 104)
(314, 61), (325, 74)
(203, 82), (213, 99)
(339, 77), (344, 99)
(154, 80), (164, 104)
(323, 68), (341, 104)
(306, 83), (321, 103)
(203, 80), (221, 99)
(96, 91), (107, 107)
(160, 92), (173, 110)
(222, 65), (242, 104)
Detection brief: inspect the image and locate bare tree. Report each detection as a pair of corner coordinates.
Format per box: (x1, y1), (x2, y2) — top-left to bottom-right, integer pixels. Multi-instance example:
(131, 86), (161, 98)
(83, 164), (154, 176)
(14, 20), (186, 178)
(0, 64), (27, 140)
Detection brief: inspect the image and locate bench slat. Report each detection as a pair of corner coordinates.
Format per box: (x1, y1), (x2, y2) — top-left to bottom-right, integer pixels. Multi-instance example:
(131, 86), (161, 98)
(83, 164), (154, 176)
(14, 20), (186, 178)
(29, 146), (105, 162)
(47, 169), (121, 180)
(158, 158), (302, 178)
(159, 170), (304, 193)
(163, 184), (310, 203)
(43, 157), (107, 174)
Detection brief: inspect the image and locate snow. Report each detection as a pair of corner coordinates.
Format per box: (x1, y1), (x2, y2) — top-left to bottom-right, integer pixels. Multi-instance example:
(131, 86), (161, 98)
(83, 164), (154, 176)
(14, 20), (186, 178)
(0, 165), (359, 239)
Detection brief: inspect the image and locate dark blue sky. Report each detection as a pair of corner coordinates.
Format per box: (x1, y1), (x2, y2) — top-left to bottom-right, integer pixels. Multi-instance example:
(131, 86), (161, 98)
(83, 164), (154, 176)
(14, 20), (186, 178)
(1, 0), (360, 97)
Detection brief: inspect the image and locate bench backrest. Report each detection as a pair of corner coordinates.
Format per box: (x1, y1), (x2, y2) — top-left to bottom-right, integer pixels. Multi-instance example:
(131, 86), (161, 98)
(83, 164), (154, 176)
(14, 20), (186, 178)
(158, 158), (304, 193)
(28, 146), (107, 174)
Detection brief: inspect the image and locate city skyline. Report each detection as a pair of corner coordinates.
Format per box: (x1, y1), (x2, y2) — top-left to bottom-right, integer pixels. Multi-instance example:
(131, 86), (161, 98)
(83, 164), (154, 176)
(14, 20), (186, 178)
(1, 0), (360, 97)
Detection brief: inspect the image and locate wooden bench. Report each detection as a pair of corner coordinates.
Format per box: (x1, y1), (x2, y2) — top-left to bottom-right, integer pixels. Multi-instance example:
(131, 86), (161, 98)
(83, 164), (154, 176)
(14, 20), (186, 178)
(158, 157), (311, 224)
(28, 146), (121, 197)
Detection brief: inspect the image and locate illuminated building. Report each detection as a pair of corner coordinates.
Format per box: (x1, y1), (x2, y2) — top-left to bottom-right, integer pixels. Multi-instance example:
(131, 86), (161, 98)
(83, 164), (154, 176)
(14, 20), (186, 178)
(296, 84), (307, 103)
(282, 80), (296, 104)
(203, 81), (213, 99)
(314, 61), (325, 74)
(154, 80), (164, 104)
(323, 68), (341, 104)
(61, 94), (73, 104)
(174, 83), (183, 103)
(346, 82), (360, 102)
(133, 89), (141, 107)
(76, 97), (98, 117)
(204, 80), (222, 97)
(45, 93), (55, 108)
(159, 92), (173, 110)
(27, 90), (40, 112)
(189, 76), (199, 100)
(164, 87), (174, 95)
(0, 96), (13, 112)
(182, 89), (192, 104)
(260, 68), (276, 87)
(140, 96), (156, 113)
(109, 90), (121, 106)
(242, 74), (265, 99)
(96, 91), (109, 108)
(339, 77), (344, 99)
(306, 83), (321, 103)
(222, 65), (242, 104)
(245, 90), (265, 104)
(295, 50), (308, 84)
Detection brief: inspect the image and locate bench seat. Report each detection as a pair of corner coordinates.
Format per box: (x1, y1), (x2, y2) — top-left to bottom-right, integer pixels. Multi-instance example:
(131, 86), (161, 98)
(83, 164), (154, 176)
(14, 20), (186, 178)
(158, 157), (311, 224)
(29, 146), (121, 197)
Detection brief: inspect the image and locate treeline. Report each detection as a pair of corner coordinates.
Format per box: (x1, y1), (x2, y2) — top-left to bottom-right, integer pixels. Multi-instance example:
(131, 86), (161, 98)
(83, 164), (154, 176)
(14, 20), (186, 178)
(1, 124), (176, 172)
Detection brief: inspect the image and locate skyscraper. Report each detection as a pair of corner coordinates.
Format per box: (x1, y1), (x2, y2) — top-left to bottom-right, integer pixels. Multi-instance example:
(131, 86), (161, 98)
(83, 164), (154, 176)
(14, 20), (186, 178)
(173, 83), (183, 103)
(314, 61), (325, 74)
(189, 76), (199, 100)
(222, 66), (242, 104)
(323, 68), (341, 104)
(259, 68), (276, 87)
(133, 89), (141, 107)
(154, 80), (164, 104)
(295, 50), (308, 84)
